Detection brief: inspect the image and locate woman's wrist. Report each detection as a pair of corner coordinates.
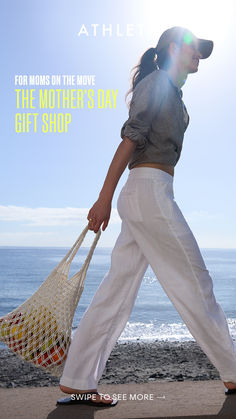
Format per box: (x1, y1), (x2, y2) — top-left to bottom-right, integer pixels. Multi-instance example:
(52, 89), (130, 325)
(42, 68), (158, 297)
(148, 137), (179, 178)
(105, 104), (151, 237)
(98, 189), (113, 203)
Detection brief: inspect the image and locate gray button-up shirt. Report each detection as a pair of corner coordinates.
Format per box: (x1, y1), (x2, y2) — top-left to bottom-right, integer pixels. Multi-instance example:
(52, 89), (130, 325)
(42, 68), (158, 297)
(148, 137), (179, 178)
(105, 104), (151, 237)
(121, 69), (190, 169)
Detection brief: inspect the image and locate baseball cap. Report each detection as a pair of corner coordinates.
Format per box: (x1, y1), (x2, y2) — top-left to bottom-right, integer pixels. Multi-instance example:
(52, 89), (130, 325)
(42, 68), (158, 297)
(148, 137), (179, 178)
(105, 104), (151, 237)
(156, 27), (213, 59)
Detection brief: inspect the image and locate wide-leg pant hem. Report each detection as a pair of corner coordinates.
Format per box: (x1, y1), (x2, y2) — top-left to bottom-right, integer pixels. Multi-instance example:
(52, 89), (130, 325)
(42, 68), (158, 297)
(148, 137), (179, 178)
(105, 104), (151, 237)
(59, 376), (97, 390)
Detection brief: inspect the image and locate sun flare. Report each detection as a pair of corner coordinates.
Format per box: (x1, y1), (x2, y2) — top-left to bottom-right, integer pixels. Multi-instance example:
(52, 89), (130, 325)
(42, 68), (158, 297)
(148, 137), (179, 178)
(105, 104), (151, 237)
(136, 0), (235, 50)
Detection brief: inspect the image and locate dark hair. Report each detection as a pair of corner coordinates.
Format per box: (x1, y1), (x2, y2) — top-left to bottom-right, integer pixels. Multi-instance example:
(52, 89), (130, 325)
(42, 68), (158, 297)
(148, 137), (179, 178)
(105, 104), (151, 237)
(125, 45), (171, 106)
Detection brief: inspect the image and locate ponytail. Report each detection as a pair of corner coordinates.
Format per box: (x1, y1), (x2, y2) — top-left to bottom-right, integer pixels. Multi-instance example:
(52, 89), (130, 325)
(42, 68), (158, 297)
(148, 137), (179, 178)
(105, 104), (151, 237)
(125, 47), (157, 105)
(125, 45), (170, 106)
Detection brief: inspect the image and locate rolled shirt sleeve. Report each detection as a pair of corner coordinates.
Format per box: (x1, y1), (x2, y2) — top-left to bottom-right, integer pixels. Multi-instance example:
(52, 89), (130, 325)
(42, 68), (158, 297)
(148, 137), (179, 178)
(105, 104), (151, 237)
(121, 70), (165, 148)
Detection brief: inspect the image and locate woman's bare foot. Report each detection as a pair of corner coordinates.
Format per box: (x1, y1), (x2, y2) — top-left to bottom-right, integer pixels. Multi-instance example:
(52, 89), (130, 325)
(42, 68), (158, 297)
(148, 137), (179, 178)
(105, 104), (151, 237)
(223, 381), (236, 390)
(59, 384), (114, 404)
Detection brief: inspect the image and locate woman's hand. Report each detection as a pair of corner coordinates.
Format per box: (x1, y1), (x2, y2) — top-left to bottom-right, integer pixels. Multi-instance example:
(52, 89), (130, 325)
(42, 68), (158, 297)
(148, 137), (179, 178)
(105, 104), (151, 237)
(87, 198), (112, 233)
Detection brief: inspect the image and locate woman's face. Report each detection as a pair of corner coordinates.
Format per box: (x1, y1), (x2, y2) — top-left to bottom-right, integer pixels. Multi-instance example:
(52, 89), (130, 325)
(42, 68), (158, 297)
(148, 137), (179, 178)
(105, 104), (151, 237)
(171, 39), (203, 74)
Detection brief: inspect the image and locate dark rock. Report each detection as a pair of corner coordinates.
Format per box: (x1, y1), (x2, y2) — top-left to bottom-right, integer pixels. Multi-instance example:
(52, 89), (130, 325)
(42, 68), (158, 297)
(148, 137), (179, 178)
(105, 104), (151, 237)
(0, 340), (221, 388)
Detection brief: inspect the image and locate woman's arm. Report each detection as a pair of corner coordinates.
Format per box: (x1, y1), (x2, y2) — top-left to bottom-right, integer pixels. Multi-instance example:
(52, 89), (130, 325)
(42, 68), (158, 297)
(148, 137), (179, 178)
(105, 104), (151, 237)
(87, 136), (136, 233)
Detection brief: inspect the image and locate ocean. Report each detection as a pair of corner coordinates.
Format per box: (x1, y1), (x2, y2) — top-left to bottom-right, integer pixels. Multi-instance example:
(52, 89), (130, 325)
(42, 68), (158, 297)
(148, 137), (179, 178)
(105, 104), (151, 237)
(0, 246), (235, 349)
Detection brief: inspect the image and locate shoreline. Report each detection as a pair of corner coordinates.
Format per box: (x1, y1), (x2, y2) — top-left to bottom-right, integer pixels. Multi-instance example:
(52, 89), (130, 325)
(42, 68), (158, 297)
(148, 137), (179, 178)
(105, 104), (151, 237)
(0, 340), (221, 388)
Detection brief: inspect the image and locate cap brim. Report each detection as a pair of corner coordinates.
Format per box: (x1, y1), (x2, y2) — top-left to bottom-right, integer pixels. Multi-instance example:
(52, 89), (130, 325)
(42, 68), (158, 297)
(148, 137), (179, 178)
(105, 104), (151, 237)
(197, 39), (214, 59)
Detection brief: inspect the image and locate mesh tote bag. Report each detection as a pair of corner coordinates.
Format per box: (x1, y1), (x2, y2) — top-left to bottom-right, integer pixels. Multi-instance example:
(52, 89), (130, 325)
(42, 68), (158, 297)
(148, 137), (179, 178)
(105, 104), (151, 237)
(0, 225), (101, 377)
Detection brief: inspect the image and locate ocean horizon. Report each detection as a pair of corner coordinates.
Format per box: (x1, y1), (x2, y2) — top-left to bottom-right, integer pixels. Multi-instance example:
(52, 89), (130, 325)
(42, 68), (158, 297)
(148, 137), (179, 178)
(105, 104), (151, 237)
(0, 246), (235, 349)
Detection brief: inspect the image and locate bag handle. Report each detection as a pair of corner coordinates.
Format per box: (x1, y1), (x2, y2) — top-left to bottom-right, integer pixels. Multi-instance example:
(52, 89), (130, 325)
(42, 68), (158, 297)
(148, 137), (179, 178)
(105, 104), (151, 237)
(56, 226), (87, 272)
(57, 225), (101, 277)
(70, 226), (101, 284)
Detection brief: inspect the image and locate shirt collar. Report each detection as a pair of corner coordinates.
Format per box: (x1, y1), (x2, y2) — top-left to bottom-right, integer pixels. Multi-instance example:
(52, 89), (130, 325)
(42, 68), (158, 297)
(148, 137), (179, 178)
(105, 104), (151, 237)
(162, 70), (183, 99)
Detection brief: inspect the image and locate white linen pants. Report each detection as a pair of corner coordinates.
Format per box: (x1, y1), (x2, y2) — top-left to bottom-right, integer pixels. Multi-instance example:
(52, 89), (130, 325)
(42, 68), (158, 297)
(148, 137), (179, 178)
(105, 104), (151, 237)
(60, 167), (236, 389)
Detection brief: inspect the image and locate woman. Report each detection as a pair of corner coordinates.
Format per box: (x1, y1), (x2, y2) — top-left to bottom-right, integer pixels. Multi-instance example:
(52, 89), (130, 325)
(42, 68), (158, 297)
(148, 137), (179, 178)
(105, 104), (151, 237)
(58, 27), (236, 407)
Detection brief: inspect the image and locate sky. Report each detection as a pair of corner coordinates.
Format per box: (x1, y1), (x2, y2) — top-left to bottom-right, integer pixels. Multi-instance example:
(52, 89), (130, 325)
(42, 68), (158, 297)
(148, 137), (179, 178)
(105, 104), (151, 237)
(1, 0), (236, 248)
